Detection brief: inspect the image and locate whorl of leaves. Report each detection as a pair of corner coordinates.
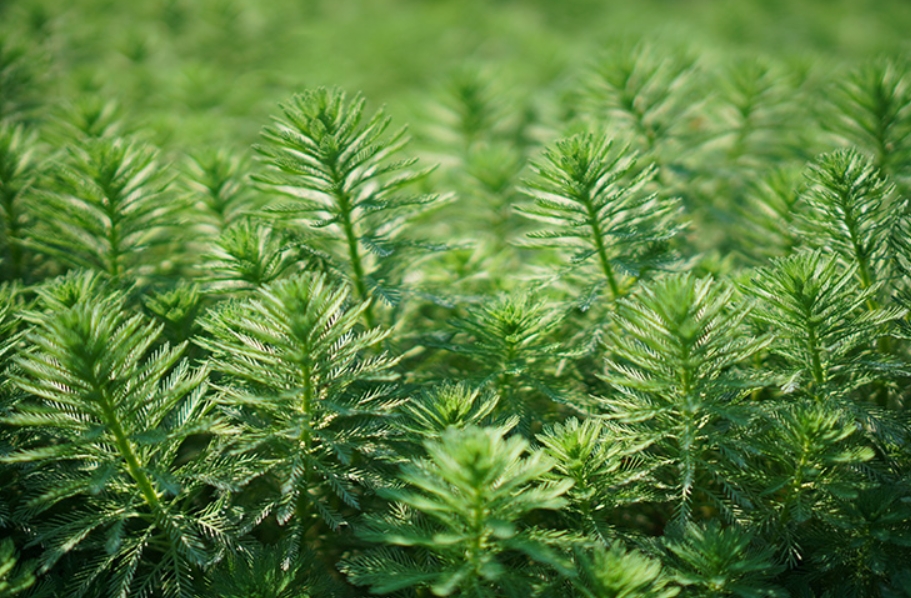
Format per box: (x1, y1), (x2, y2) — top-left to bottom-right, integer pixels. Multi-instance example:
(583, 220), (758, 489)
(341, 425), (575, 597)
(254, 87), (446, 325)
(2, 287), (229, 598)
(27, 137), (183, 283)
(519, 133), (682, 300)
(197, 271), (400, 552)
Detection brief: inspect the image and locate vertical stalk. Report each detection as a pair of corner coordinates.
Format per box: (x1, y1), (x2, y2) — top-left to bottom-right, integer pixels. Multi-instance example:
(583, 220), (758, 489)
(98, 178), (124, 282)
(806, 323), (826, 401)
(296, 361), (315, 546)
(582, 191), (621, 300)
(468, 494), (488, 586)
(783, 442), (810, 525)
(300, 362), (313, 447)
(339, 200), (375, 328)
(97, 389), (162, 512)
(330, 171), (375, 328)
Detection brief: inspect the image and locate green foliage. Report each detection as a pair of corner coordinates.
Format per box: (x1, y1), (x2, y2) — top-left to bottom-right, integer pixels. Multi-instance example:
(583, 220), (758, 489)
(709, 58), (806, 166)
(342, 425), (575, 597)
(0, 538), (34, 598)
(804, 485), (911, 596)
(826, 59), (911, 189)
(742, 400), (876, 563)
(143, 282), (204, 346)
(1, 287), (231, 597)
(663, 522), (785, 598)
(254, 88), (446, 325)
(519, 133), (683, 300)
(0, 36), (42, 124)
(426, 68), (532, 250)
(198, 272), (400, 550)
(3, 4), (911, 597)
(537, 417), (656, 540)
(442, 292), (572, 425)
(578, 44), (698, 158)
(46, 99), (128, 145)
(601, 273), (769, 522)
(735, 166), (803, 261)
(430, 68), (526, 154)
(0, 282), (22, 370)
(798, 149), (899, 290)
(201, 543), (343, 598)
(393, 382), (512, 454)
(26, 137), (185, 284)
(184, 149), (257, 235)
(0, 124), (36, 281)
(202, 218), (298, 292)
(572, 543), (679, 598)
(744, 251), (905, 401)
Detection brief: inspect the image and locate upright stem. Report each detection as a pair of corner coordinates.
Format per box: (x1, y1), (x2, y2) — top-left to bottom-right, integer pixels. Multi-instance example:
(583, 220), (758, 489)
(331, 175), (375, 327)
(296, 362), (317, 552)
(582, 191), (621, 300)
(783, 442), (810, 524)
(97, 389), (162, 512)
(620, 90), (656, 153)
(845, 219), (873, 292)
(300, 362), (313, 445)
(468, 496), (488, 584)
(806, 323), (826, 401)
(99, 180), (123, 282)
(728, 99), (755, 162)
(837, 188), (879, 314)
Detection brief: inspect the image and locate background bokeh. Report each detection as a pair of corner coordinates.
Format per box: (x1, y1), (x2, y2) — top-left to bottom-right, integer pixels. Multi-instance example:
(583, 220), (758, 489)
(3, 0), (910, 148)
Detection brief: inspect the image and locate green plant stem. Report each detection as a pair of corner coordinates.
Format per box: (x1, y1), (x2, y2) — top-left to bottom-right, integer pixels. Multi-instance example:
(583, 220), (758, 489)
(619, 90), (656, 152)
(583, 193), (621, 300)
(728, 100), (756, 162)
(98, 390), (162, 512)
(99, 180), (124, 281)
(783, 442), (809, 525)
(806, 324), (825, 400)
(468, 498), (487, 584)
(846, 225), (873, 293)
(674, 337), (700, 521)
(332, 178), (375, 327)
(300, 361), (314, 446)
(297, 362), (315, 535)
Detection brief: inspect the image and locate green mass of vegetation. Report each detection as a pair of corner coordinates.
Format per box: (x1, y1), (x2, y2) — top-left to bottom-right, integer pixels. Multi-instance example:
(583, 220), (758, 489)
(2, 0), (911, 596)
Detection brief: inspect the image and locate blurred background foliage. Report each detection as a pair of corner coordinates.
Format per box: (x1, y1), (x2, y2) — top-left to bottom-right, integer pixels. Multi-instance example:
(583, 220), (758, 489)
(2, 0), (910, 150)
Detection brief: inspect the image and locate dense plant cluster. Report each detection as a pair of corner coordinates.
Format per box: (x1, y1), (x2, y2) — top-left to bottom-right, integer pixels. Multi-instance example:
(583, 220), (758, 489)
(3, 2), (911, 596)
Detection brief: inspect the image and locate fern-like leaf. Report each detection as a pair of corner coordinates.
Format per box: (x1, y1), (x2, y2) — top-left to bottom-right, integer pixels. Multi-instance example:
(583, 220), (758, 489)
(519, 133), (682, 300)
(202, 218), (299, 292)
(579, 43), (699, 158)
(601, 273), (770, 523)
(537, 417), (657, 541)
(798, 148), (899, 291)
(0, 124), (37, 281)
(825, 59), (911, 191)
(443, 292), (575, 426)
(342, 425), (576, 597)
(2, 286), (231, 597)
(197, 271), (400, 550)
(254, 87), (447, 326)
(26, 137), (186, 283)
(663, 522), (786, 598)
(744, 250), (905, 401)
(572, 542), (679, 598)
